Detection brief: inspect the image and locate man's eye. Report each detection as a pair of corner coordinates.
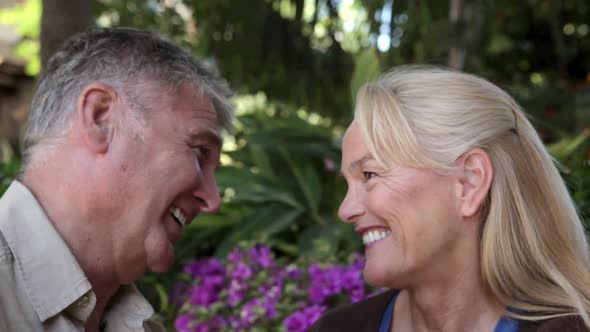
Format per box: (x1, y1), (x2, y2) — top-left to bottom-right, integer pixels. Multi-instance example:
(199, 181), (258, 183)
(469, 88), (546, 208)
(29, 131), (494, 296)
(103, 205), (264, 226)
(362, 172), (377, 181)
(192, 147), (209, 159)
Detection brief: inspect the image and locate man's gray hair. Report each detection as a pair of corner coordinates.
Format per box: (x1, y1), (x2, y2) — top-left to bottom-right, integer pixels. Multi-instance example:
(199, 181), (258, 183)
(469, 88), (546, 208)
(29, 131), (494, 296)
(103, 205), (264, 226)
(23, 27), (233, 165)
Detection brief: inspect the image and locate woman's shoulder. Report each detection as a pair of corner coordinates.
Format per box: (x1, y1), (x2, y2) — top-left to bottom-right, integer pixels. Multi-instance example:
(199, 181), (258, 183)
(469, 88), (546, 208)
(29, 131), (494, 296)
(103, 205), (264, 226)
(308, 289), (398, 332)
(519, 315), (589, 332)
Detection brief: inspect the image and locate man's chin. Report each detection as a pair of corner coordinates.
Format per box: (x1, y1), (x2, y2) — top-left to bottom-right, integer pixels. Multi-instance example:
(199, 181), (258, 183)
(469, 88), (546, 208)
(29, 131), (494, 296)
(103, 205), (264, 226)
(147, 250), (175, 273)
(149, 261), (173, 273)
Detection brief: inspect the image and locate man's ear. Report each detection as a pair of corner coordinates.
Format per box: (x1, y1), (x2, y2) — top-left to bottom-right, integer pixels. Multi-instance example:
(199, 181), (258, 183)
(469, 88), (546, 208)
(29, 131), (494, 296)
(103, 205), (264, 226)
(457, 148), (494, 219)
(76, 82), (118, 154)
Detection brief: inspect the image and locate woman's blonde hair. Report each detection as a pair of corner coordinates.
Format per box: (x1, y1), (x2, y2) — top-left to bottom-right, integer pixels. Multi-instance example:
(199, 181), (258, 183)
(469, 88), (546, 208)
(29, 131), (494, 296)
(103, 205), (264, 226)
(355, 65), (590, 326)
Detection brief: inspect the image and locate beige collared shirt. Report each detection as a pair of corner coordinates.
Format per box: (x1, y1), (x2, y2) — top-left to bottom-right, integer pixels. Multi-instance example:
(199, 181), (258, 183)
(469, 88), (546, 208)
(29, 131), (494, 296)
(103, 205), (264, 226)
(0, 181), (165, 331)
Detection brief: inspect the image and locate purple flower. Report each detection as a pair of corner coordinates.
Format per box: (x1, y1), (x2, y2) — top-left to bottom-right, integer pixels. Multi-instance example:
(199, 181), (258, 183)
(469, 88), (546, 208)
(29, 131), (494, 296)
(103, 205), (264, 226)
(232, 261), (253, 280)
(227, 250), (243, 264)
(203, 275), (225, 289)
(228, 315), (243, 330)
(349, 286), (365, 303)
(352, 253), (365, 271)
(184, 258), (225, 279)
(303, 305), (326, 326)
(169, 283), (188, 306)
(195, 322), (211, 332)
(308, 263), (323, 280)
(284, 264), (302, 279)
(174, 314), (194, 332)
(342, 267), (361, 287)
(240, 298), (261, 327)
(262, 300), (278, 319)
(261, 284), (282, 302)
(228, 279), (247, 305)
(307, 264), (348, 304)
(174, 246), (371, 332)
(284, 310), (307, 332)
(308, 284), (328, 304)
(189, 285), (217, 307)
(211, 315), (227, 329)
(254, 245), (275, 268)
(284, 305), (326, 331)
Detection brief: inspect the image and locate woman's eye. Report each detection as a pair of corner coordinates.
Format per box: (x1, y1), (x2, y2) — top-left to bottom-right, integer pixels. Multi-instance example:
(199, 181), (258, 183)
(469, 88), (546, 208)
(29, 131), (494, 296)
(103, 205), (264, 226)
(362, 172), (377, 181)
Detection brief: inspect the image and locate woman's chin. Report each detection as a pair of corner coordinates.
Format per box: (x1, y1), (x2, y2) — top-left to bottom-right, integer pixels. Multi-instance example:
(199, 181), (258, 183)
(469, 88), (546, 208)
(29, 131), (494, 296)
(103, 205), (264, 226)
(363, 265), (394, 288)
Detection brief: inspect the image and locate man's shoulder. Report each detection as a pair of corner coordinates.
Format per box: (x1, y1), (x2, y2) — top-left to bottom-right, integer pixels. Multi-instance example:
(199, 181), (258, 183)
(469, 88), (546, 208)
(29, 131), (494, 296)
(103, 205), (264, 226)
(309, 289), (397, 332)
(0, 181), (29, 265)
(0, 230), (12, 264)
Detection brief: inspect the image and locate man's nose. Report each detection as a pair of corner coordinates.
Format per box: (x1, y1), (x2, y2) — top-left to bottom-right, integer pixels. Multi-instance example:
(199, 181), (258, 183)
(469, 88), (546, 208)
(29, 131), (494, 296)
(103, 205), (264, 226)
(193, 172), (221, 213)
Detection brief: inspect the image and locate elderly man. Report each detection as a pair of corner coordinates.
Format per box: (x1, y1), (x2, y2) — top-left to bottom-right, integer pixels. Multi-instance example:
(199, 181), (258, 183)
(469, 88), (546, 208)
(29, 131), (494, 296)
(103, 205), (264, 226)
(0, 27), (232, 331)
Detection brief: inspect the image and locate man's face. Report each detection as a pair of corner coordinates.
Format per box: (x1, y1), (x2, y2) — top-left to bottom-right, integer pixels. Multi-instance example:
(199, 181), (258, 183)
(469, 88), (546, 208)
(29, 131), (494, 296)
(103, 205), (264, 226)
(105, 83), (222, 282)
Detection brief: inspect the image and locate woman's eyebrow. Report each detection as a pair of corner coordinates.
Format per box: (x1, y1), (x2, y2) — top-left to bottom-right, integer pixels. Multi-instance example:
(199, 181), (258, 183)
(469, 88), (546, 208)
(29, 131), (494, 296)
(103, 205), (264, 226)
(341, 155), (374, 174)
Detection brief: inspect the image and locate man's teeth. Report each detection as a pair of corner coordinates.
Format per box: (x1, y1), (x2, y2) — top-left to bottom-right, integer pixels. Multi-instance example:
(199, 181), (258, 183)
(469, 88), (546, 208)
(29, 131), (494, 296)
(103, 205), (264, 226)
(169, 206), (187, 227)
(362, 230), (391, 245)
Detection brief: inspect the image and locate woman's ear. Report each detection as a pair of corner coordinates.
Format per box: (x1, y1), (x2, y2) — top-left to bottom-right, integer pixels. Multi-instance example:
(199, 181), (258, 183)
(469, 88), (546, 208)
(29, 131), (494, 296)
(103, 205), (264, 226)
(457, 148), (494, 218)
(76, 82), (118, 154)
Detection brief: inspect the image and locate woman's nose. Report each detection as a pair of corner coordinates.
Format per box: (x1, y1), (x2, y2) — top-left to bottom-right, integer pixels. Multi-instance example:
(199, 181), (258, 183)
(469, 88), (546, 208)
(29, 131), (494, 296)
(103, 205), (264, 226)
(338, 188), (365, 223)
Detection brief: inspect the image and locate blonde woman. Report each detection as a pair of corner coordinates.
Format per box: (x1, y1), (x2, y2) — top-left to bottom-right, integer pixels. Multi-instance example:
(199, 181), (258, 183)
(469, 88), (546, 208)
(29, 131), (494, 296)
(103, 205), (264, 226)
(310, 66), (590, 332)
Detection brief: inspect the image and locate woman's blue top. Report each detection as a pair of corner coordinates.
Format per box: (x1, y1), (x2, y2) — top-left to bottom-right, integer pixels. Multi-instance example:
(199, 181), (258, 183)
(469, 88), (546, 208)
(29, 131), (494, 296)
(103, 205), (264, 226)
(378, 291), (520, 332)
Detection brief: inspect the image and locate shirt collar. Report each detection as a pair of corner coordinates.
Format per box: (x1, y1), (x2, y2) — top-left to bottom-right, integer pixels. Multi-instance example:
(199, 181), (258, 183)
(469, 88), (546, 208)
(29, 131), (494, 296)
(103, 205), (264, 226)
(63, 284), (158, 331)
(0, 180), (92, 321)
(101, 284), (157, 331)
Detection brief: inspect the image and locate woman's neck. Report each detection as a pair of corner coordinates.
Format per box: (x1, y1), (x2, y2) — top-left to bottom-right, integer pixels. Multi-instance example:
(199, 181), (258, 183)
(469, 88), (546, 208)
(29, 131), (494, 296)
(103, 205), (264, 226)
(392, 269), (503, 332)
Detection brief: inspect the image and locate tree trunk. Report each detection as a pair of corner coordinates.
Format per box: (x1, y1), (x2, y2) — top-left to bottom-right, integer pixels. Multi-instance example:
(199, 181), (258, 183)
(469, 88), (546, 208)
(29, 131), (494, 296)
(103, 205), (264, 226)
(448, 0), (466, 70)
(547, 0), (568, 77)
(41, 0), (94, 69)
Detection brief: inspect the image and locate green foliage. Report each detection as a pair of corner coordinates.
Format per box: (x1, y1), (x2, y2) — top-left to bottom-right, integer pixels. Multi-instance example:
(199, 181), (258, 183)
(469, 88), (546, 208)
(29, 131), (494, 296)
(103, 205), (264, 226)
(172, 245), (369, 331)
(97, 0), (358, 125)
(138, 102), (360, 321)
(187, 103), (359, 262)
(550, 132), (590, 231)
(350, 47), (380, 104)
(548, 129), (590, 160)
(0, 159), (20, 196)
(0, 0), (41, 75)
(1, 0), (588, 322)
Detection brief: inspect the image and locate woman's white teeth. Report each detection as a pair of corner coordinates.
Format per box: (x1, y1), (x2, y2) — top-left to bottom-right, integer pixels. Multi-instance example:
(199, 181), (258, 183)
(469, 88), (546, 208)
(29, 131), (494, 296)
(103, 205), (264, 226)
(362, 230), (391, 245)
(169, 206), (187, 227)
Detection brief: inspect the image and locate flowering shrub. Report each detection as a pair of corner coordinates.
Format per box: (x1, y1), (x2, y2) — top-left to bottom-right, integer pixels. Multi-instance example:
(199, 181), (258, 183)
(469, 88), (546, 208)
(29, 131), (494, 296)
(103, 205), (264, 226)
(172, 245), (373, 332)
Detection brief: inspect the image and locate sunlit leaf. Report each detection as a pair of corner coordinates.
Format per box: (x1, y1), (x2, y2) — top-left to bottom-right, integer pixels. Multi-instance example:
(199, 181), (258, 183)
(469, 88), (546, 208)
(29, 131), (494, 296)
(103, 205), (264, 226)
(350, 47), (380, 104)
(547, 128), (590, 160)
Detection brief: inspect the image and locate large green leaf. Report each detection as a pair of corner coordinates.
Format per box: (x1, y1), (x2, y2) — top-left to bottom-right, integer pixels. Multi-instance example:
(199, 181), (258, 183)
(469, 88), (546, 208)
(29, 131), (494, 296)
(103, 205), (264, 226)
(214, 205), (304, 257)
(249, 145), (276, 180)
(297, 224), (343, 261)
(547, 129), (590, 161)
(232, 185), (303, 208)
(279, 148), (322, 213)
(350, 48), (380, 104)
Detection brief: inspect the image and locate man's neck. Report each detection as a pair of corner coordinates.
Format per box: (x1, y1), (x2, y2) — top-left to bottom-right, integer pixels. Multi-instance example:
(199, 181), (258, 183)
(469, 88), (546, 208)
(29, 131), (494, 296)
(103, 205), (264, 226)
(22, 163), (121, 320)
(86, 287), (120, 332)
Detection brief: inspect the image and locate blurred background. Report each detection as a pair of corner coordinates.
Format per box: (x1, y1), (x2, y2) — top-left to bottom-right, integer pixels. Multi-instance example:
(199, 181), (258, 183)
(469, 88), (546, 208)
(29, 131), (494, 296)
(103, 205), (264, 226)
(0, 0), (589, 329)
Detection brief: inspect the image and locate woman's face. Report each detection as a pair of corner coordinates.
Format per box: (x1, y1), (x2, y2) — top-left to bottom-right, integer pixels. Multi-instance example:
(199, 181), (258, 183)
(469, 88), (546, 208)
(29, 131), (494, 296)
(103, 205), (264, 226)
(339, 120), (467, 288)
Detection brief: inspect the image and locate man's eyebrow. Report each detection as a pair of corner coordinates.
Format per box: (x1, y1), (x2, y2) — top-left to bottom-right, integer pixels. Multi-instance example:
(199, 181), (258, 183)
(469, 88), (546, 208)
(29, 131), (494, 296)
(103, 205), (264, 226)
(340, 154), (374, 174)
(190, 128), (222, 148)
